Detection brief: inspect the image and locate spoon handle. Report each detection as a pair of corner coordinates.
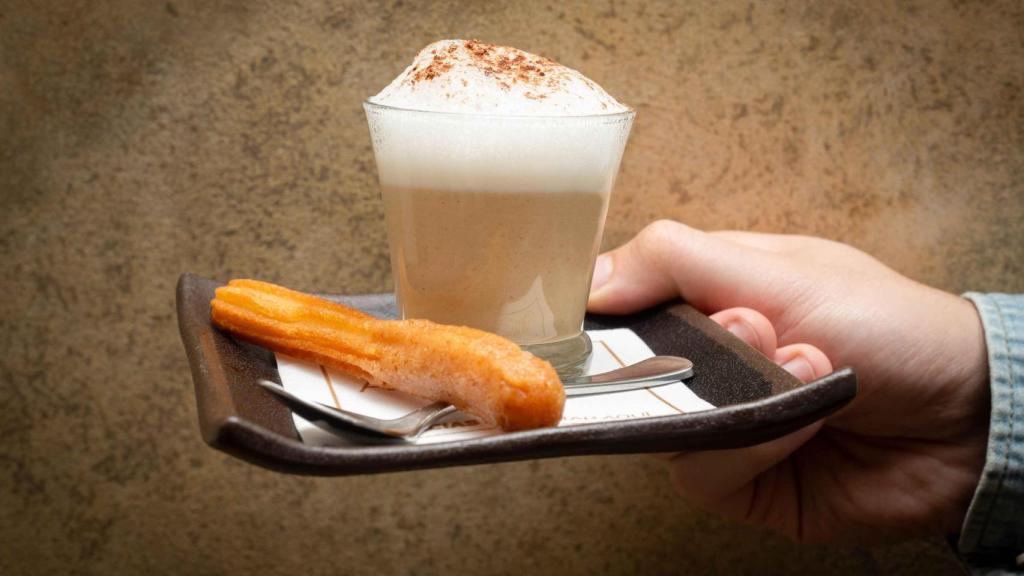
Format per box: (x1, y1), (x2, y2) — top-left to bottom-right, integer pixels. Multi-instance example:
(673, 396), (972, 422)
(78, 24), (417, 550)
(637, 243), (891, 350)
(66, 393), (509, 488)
(563, 375), (687, 397)
(561, 356), (694, 386)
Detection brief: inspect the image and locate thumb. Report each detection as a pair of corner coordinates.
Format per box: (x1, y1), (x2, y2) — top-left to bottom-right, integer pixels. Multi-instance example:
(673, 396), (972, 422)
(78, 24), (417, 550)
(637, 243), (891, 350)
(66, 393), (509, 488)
(588, 220), (788, 315)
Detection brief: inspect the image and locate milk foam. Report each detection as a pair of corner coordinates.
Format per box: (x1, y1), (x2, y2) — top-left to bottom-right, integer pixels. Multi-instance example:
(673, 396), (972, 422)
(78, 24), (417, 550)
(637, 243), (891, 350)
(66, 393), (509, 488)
(369, 39), (628, 116)
(365, 40), (633, 194)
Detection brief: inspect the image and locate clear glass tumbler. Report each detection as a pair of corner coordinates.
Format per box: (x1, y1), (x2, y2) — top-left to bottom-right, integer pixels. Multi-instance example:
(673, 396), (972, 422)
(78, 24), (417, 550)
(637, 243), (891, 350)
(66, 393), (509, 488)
(365, 101), (634, 372)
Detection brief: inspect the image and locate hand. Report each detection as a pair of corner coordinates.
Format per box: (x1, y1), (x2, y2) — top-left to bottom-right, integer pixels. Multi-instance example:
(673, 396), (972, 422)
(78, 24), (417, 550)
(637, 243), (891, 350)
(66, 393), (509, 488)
(588, 220), (990, 544)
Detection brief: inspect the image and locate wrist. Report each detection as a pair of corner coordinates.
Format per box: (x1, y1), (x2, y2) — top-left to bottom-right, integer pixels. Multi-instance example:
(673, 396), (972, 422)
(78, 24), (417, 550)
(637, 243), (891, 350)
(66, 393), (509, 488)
(942, 297), (990, 535)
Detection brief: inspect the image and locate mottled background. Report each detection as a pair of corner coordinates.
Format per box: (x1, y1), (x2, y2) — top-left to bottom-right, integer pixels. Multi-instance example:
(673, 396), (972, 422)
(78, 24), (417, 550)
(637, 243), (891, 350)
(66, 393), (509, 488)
(2, 0), (1022, 574)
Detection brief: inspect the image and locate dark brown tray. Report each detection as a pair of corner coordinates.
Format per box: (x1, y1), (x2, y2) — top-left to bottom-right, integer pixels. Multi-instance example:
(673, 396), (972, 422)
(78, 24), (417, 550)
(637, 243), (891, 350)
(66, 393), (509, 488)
(176, 273), (856, 476)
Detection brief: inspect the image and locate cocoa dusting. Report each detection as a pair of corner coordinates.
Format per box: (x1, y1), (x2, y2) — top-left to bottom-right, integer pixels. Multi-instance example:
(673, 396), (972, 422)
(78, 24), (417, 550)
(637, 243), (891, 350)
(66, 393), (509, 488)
(410, 50), (455, 83)
(407, 39), (568, 93)
(376, 39), (627, 115)
(463, 39), (562, 88)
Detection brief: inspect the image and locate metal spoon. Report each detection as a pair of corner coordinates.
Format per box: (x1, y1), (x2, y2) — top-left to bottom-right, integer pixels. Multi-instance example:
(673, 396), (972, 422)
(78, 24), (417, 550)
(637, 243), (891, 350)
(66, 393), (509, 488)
(257, 355), (694, 440)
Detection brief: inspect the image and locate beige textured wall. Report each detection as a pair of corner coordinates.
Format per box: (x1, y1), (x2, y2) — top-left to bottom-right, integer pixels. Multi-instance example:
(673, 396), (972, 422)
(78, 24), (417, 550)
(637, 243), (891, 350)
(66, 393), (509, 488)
(2, 1), (1021, 574)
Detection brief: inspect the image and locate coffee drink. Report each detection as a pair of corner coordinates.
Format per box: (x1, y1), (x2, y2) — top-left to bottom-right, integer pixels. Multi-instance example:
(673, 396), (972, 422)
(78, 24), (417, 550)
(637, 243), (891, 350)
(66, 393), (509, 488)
(366, 40), (633, 367)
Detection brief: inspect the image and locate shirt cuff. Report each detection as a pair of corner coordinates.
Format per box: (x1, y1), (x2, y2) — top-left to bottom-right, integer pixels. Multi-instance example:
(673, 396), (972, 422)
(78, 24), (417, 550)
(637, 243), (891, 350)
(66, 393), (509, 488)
(958, 293), (1024, 571)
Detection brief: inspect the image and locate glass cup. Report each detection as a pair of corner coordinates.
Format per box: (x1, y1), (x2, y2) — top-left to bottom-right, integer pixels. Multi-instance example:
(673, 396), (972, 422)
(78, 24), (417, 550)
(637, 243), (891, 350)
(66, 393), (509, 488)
(364, 101), (634, 372)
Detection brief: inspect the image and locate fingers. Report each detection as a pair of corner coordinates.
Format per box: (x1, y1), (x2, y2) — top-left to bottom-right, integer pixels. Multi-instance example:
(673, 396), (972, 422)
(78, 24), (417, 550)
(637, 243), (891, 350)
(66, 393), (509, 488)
(588, 220), (794, 316)
(659, 301), (832, 537)
(667, 421), (823, 528)
(665, 314), (831, 533)
(710, 308), (833, 382)
(709, 307), (778, 358)
(775, 343), (833, 382)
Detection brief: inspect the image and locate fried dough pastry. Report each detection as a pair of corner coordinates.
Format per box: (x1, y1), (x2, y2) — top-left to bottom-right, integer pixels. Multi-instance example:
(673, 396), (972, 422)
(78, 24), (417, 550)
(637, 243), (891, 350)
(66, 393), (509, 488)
(210, 279), (564, 431)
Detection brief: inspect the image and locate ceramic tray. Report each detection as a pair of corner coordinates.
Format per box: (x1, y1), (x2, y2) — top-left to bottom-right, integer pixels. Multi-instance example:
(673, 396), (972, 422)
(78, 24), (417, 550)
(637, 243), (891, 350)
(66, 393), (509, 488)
(176, 273), (856, 476)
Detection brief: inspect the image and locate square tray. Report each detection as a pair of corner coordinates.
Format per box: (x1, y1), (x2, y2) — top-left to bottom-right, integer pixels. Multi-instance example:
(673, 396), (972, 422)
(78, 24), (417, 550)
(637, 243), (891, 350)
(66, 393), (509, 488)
(176, 273), (856, 476)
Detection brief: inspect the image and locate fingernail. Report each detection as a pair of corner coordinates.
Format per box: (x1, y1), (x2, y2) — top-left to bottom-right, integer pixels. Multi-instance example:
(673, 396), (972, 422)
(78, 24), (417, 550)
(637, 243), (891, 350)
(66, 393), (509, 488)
(591, 254), (613, 293)
(781, 355), (815, 382)
(724, 320), (761, 352)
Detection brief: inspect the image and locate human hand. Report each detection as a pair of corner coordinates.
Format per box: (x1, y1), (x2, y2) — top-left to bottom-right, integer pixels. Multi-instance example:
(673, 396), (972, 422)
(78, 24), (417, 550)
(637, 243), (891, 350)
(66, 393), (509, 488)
(588, 220), (990, 544)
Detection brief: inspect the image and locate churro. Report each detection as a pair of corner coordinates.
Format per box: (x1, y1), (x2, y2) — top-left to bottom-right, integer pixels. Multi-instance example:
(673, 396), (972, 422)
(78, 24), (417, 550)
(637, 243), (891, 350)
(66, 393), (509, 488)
(210, 279), (564, 431)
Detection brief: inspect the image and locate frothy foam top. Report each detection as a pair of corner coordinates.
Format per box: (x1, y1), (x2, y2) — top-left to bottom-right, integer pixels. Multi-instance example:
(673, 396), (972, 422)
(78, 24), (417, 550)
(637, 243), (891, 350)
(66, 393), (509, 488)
(369, 39), (628, 116)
